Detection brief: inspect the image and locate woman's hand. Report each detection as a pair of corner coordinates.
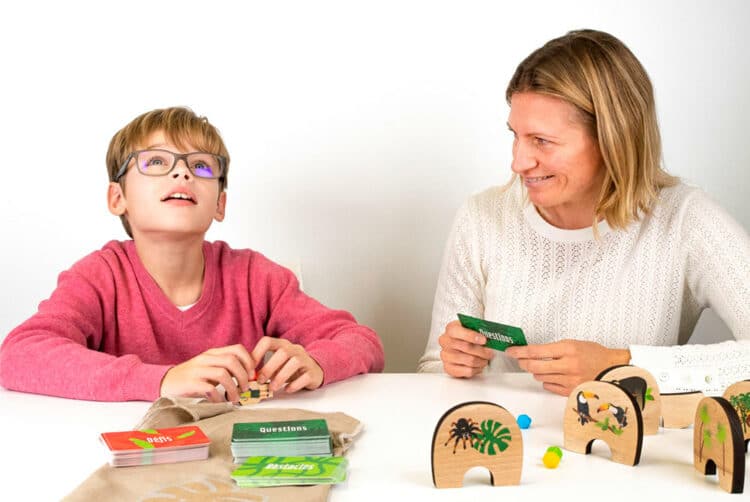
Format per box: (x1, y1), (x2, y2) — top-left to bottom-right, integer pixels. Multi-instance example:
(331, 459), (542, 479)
(438, 320), (496, 377)
(251, 337), (325, 393)
(505, 340), (630, 396)
(159, 344), (255, 403)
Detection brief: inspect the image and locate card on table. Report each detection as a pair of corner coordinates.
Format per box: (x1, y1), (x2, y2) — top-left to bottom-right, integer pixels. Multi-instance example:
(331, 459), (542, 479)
(99, 425), (210, 467)
(231, 419), (333, 463)
(457, 313), (527, 351)
(231, 455), (348, 487)
(232, 419), (330, 442)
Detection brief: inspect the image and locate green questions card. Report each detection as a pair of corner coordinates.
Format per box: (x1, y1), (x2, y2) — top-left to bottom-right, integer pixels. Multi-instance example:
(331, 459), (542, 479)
(457, 313), (527, 351)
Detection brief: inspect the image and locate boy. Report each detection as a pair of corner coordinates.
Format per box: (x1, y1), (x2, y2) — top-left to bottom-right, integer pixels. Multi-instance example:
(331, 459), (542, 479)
(0, 107), (384, 402)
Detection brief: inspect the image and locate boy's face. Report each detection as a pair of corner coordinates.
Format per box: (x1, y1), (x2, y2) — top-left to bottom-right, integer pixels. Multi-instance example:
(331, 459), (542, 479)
(107, 130), (226, 240)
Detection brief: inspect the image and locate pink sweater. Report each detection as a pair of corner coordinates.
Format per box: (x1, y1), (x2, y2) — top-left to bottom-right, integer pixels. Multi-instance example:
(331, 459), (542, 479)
(0, 240), (384, 401)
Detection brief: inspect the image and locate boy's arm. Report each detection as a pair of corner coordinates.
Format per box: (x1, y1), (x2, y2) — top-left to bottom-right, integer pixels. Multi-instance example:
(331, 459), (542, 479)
(0, 258), (170, 401)
(261, 264), (385, 386)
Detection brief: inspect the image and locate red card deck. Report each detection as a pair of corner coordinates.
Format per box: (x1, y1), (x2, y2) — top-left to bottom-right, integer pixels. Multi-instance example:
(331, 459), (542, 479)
(99, 425), (210, 467)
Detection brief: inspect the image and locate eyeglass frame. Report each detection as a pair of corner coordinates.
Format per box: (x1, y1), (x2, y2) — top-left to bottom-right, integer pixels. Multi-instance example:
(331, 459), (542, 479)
(113, 149), (227, 182)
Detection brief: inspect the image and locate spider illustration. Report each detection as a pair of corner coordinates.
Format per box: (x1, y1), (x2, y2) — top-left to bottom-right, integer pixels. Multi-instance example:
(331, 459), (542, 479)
(444, 417), (481, 454)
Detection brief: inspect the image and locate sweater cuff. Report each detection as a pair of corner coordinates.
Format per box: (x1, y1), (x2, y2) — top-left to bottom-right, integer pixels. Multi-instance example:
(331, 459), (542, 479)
(305, 341), (373, 387)
(121, 363), (173, 401)
(306, 343), (346, 386)
(629, 344), (720, 395)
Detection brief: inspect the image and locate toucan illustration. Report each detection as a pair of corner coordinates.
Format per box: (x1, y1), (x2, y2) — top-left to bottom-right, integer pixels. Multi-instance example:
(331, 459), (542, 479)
(597, 403), (628, 428)
(576, 391), (599, 425)
(611, 376), (647, 410)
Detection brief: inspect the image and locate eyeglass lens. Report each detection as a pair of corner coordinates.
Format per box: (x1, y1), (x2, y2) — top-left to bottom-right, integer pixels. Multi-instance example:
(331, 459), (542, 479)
(136, 150), (221, 178)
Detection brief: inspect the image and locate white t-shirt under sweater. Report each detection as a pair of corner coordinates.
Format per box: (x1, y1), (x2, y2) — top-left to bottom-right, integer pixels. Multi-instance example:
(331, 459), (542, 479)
(418, 180), (750, 394)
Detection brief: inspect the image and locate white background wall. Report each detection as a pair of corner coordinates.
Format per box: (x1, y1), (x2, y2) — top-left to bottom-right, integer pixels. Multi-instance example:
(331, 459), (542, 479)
(0, 1), (747, 372)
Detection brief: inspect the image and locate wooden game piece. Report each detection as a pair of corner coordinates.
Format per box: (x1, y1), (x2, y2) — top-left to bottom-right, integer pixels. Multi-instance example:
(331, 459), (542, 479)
(226, 381), (273, 406)
(431, 401), (523, 488)
(238, 381), (272, 405)
(563, 380), (643, 466)
(596, 365), (661, 435)
(722, 380), (750, 452)
(693, 396), (745, 494)
(660, 391), (705, 428)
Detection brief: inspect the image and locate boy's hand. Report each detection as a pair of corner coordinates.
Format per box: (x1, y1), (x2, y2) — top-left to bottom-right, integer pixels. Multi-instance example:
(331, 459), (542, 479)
(438, 320), (496, 378)
(251, 337), (324, 393)
(160, 344), (254, 403)
(505, 340), (631, 396)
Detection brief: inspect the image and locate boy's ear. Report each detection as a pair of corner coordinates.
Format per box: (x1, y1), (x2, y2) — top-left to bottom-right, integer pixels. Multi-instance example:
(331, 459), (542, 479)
(214, 191), (227, 222)
(107, 182), (127, 216)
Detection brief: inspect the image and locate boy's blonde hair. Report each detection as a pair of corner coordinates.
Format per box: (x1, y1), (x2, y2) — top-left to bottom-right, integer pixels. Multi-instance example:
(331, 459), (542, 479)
(506, 29), (678, 230)
(106, 107), (230, 237)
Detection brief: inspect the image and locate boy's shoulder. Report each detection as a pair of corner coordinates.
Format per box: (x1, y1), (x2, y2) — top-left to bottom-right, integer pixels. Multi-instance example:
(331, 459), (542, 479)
(208, 240), (268, 266)
(50, 241), (137, 291)
(69, 240), (133, 271)
(207, 241), (297, 280)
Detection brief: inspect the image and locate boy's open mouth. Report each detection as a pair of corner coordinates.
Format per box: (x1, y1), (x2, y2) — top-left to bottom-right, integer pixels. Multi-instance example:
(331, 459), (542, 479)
(161, 192), (196, 204)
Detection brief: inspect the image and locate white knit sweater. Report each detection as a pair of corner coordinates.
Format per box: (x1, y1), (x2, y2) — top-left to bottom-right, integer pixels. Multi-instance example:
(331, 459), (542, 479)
(418, 180), (750, 394)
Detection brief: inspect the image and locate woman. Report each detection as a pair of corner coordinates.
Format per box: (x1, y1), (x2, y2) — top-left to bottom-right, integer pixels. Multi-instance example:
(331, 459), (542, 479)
(418, 29), (750, 396)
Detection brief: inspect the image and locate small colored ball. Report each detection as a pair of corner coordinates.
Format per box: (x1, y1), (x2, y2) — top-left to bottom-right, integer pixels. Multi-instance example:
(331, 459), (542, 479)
(546, 446), (562, 459)
(516, 414), (532, 429)
(542, 451), (560, 469)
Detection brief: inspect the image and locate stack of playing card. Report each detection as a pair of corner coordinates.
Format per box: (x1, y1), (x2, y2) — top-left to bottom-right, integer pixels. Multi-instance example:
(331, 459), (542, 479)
(231, 455), (348, 487)
(99, 426), (210, 467)
(231, 419), (332, 464)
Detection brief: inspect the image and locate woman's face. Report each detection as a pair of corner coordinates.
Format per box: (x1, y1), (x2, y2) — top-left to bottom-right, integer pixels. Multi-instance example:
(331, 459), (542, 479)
(508, 92), (604, 229)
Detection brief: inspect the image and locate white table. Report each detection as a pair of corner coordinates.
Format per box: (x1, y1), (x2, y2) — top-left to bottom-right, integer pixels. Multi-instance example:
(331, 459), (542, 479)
(1, 373), (744, 501)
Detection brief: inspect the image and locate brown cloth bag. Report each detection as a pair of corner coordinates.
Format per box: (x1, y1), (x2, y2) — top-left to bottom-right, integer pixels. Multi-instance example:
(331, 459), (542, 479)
(64, 397), (362, 502)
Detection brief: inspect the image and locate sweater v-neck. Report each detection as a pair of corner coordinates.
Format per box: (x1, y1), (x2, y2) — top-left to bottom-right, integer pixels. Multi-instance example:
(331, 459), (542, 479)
(124, 240), (216, 324)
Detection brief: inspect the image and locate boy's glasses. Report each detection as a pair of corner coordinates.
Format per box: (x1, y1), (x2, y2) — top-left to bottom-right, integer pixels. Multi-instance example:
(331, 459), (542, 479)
(114, 149), (226, 181)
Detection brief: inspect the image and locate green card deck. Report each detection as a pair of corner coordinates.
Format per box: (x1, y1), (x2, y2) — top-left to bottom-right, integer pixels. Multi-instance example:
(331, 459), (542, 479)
(457, 313), (528, 351)
(231, 455), (348, 487)
(99, 426), (210, 467)
(231, 419), (333, 464)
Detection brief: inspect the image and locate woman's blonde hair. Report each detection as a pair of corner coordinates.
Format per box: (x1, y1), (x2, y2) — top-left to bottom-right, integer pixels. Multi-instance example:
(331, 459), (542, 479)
(106, 107), (230, 237)
(506, 29), (678, 230)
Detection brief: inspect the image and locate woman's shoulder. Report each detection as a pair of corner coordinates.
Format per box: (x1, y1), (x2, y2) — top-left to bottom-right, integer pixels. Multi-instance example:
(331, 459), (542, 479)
(652, 182), (747, 240)
(655, 182), (723, 221)
(657, 181), (703, 204)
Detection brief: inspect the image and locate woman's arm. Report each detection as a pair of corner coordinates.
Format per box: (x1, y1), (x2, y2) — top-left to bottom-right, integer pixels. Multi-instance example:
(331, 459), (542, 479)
(418, 198), (490, 373)
(630, 188), (750, 394)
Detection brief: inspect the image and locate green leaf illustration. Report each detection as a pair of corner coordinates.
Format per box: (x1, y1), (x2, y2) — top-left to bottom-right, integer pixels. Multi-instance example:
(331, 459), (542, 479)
(176, 430), (196, 440)
(302, 456), (343, 476)
(703, 429), (712, 449)
(140, 429), (159, 435)
(729, 393), (750, 433)
(232, 456), (346, 480)
(596, 417), (611, 431)
(594, 416), (623, 436)
(234, 456), (279, 476)
(699, 405), (710, 425)
(129, 438), (155, 449)
(472, 419), (512, 455)
(645, 388), (654, 402)
(716, 423), (727, 444)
